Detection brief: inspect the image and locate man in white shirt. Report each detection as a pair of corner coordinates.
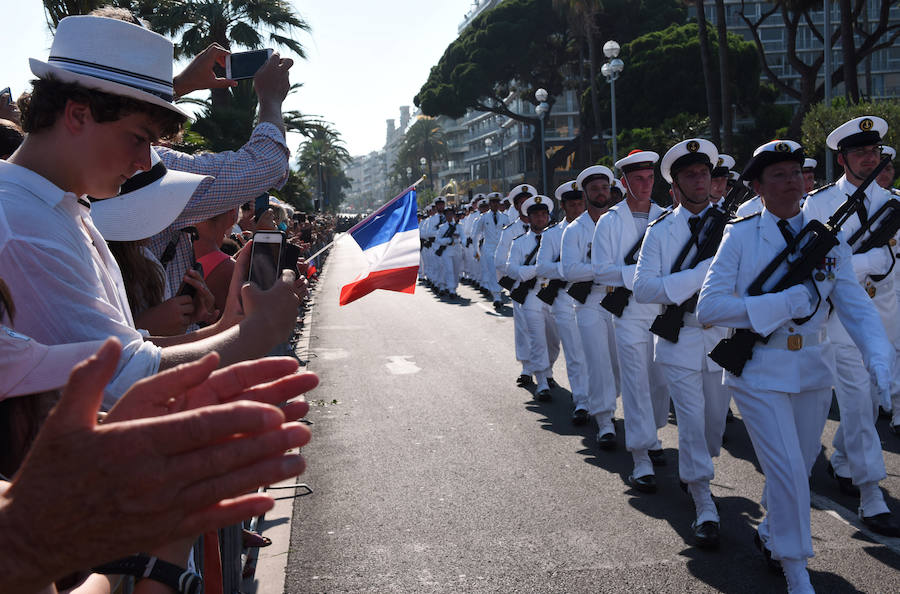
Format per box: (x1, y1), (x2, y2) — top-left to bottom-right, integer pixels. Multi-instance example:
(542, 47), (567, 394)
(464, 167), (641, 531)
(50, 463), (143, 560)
(0, 16), (299, 403)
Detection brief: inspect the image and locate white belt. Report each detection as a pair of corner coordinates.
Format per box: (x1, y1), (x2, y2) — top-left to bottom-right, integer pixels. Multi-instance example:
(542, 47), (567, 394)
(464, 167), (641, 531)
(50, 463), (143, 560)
(757, 328), (827, 351)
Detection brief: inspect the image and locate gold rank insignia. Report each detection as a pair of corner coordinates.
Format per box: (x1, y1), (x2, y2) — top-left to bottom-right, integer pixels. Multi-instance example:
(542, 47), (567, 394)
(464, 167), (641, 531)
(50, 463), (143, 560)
(867, 283), (877, 298)
(687, 140), (700, 152)
(787, 335), (803, 351)
(535, 196), (542, 203)
(571, 181), (577, 190)
(860, 118), (874, 131)
(890, 238), (897, 247)
(775, 142), (790, 152)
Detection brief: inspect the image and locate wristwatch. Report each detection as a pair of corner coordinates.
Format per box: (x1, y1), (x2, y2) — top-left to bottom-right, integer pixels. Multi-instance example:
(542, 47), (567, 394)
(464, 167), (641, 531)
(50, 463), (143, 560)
(92, 554), (202, 594)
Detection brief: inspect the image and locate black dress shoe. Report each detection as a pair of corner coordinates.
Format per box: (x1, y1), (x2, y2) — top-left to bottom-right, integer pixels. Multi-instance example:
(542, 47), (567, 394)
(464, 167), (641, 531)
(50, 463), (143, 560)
(648, 448), (667, 466)
(516, 374), (534, 387)
(861, 512), (900, 537)
(572, 408), (589, 425)
(754, 531), (781, 573)
(827, 461), (859, 496)
(493, 300), (503, 311)
(535, 389), (552, 402)
(628, 473), (657, 493)
(692, 520), (720, 549)
(596, 432), (616, 450)
(547, 377), (558, 389)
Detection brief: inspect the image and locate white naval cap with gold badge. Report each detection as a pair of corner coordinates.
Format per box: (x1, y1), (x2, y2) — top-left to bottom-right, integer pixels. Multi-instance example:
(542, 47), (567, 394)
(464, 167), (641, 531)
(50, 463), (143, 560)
(882, 146), (896, 160)
(521, 194), (554, 217)
(711, 154), (735, 178)
(742, 139), (804, 182)
(614, 149), (660, 174)
(576, 165), (615, 189)
(803, 158), (817, 171)
(554, 180), (582, 202)
(826, 115), (888, 151)
(507, 184), (537, 213)
(660, 138), (718, 184)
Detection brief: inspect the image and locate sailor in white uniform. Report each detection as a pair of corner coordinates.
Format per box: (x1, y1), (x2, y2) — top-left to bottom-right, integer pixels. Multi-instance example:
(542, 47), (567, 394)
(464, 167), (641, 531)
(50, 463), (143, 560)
(697, 139), (894, 593)
(471, 193), (506, 308)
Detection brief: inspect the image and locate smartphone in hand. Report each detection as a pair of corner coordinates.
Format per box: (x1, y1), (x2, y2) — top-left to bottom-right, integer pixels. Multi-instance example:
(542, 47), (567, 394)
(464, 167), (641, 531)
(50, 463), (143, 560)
(248, 231), (284, 290)
(225, 49), (274, 80)
(176, 261), (204, 299)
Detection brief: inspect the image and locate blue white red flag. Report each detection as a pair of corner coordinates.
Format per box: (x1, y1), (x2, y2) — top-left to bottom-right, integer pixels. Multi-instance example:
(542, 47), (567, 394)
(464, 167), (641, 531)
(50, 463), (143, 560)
(339, 187), (420, 306)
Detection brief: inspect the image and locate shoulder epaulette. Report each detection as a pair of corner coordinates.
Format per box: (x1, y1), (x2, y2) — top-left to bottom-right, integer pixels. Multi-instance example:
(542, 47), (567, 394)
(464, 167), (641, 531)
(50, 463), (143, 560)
(890, 187), (900, 197)
(543, 222), (558, 231)
(728, 212), (761, 224)
(807, 182), (836, 196)
(647, 210), (672, 228)
(512, 232), (528, 242)
(502, 221), (518, 230)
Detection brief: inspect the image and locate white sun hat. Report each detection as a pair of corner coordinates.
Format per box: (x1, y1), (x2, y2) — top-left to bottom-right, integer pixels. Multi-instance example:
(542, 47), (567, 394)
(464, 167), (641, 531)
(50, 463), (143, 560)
(91, 147), (213, 241)
(29, 15), (191, 119)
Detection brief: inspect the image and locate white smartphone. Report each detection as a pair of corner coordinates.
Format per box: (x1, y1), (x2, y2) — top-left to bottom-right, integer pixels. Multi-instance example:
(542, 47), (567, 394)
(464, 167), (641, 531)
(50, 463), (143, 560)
(248, 231), (284, 290)
(225, 49), (274, 80)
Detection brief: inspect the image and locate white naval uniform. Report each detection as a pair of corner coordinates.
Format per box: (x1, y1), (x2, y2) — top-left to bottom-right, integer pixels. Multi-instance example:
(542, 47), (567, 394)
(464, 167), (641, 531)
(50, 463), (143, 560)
(592, 200), (669, 469)
(507, 228), (560, 390)
(536, 219), (589, 410)
(734, 195), (763, 217)
(633, 205), (731, 486)
(422, 212), (445, 285)
(461, 211), (480, 281)
(803, 176), (898, 498)
(434, 220), (464, 294)
(472, 210), (505, 300)
(497, 218), (534, 376)
(891, 186), (900, 424)
(560, 210), (620, 432)
(697, 208), (893, 562)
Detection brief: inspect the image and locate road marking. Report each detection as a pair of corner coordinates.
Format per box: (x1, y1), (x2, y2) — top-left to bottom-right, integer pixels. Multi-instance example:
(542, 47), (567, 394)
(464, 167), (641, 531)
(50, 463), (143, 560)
(316, 347), (349, 360)
(810, 492), (900, 554)
(385, 355), (421, 375)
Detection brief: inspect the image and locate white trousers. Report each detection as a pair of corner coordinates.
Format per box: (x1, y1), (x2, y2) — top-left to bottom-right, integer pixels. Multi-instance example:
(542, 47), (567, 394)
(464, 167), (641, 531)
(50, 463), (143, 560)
(575, 295), (619, 427)
(523, 299), (560, 388)
(613, 317), (669, 453)
(827, 342), (887, 485)
(731, 382), (830, 561)
(661, 363), (731, 483)
(479, 244), (501, 299)
(552, 292), (589, 409)
(512, 300), (533, 373)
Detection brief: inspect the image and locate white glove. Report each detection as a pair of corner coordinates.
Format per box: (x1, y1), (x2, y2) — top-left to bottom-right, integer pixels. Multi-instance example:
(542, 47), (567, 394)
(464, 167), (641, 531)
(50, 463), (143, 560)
(873, 365), (893, 409)
(784, 284), (815, 319)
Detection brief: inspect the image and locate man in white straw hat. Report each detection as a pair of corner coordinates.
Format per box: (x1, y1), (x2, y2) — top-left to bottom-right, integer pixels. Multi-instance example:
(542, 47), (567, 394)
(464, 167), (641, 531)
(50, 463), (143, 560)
(803, 116), (900, 537)
(0, 15), (299, 402)
(593, 150), (670, 492)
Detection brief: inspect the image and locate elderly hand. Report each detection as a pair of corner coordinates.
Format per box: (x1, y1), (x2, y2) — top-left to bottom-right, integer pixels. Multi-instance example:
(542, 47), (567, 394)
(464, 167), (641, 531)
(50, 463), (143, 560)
(0, 338), (310, 592)
(173, 43), (237, 97)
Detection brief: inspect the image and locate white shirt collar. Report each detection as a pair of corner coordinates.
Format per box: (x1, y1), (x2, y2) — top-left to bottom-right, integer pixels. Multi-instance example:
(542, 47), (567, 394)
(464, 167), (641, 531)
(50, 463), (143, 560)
(0, 160), (77, 210)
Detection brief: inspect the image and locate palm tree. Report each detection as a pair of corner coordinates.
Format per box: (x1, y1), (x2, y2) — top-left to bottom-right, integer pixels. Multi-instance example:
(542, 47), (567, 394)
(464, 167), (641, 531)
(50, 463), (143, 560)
(42, 0), (108, 28)
(393, 116), (447, 190)
(139, 0), (310, 110)
(714, 0), (732, 152)
(691, 0), (721, 147)
(552, 1), (603, 138)
(297, 124), (351, 212)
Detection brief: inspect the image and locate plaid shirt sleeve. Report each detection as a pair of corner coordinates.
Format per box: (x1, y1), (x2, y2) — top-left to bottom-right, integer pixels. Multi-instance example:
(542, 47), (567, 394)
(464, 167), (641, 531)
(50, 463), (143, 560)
(149, 122), (290, 292)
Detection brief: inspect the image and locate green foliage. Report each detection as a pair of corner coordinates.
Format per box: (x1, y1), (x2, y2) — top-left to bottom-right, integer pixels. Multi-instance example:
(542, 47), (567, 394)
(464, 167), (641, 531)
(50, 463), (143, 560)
(415, 0), (572, 120)
(296, 125), (352, 211)
(270, 169), (313, 211)
(802, 99), (900, 160)
(591, 0), (686, 43)
(593, 23), (761, 130)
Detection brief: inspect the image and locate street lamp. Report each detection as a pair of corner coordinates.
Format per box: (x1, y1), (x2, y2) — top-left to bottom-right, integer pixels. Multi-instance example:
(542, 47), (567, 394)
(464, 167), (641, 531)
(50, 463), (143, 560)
(601, 40), (624, 164)
(485, 137), (493, 191)
(535, 87), (549, 196)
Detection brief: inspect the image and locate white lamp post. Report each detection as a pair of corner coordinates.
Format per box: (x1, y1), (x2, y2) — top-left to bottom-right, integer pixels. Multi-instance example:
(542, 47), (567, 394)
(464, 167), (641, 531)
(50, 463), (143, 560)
(485, 137), (493, 191)
(602, 40), (624, 164)
(535, 87), (549, 195)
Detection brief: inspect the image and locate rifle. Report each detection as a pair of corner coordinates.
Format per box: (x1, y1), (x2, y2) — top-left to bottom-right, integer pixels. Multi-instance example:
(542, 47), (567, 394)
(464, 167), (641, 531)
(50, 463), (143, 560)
(538, 278), (568, 305)
(434, 223), (457, 257)
(498, 275), (516, 291)
(650, 180), (752, 343)
(600, 235), (643, 316)
(567, 281), (593, 303)
(508, 237), (543, 304)
(709, 156), (891, 376)
(847, 198), (900, 281)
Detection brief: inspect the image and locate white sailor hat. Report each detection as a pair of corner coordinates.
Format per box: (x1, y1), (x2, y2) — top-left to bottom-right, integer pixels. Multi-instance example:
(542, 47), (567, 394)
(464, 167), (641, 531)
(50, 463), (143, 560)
(711, 154), (735, 178)
(474, 192), (486, 201)
(487, 191), (503, 201)
(576, 165), (615, 189)
(507, 184), (537, 213)
(614, 149), (660, 174)
(743, 139), (804, 181)
(729, 170), (742, 182)
(434, 195), (446, 203)
(521, 194), (554, 217)
(802, 158), (817, 170)
(882, 146), (896, 160)
(826, 115), (888, 151)
(660, 138), (718, 184)
(555, 180), (582, 202)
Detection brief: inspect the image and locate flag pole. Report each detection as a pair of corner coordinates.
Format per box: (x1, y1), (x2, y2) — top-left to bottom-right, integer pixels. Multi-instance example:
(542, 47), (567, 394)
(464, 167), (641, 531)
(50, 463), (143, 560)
(304, 175), (427, 262)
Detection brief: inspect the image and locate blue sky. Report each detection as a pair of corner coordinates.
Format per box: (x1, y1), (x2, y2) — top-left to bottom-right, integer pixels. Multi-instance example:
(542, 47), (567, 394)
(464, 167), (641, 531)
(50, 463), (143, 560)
(0, 0), (474, 157)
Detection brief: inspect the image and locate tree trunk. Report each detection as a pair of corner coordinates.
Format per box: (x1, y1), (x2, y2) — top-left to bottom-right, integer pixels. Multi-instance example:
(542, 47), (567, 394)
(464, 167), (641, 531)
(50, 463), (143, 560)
(694, 0), (721, 147)
(586, 28), (602, 144)
(839, 0), (859, 102)
(715, 0), (732, 152)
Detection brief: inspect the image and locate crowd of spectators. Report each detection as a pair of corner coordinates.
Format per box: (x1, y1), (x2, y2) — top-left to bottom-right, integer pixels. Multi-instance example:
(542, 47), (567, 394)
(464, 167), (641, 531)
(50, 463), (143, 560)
(0, 8), (335, 594)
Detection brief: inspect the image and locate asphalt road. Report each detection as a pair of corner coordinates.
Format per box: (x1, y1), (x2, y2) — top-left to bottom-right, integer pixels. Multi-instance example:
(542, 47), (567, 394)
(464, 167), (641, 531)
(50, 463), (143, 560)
(284, 237), (900, 593)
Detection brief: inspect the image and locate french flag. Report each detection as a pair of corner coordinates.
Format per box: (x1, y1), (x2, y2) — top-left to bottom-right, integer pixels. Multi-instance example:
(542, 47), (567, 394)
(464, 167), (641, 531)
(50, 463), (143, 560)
(339, 187), (420, 306)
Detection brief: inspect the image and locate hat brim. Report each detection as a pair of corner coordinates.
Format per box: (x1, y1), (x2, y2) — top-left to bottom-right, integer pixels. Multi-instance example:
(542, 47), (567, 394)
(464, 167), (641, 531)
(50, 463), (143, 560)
(30, 58), (192, 120)
(91, 169), (213, 241)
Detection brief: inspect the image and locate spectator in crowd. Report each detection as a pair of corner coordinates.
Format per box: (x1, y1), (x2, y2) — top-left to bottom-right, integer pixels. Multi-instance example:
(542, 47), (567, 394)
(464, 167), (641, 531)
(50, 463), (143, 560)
(0, 15), (300, 402)
(0, 119), (24, 159)
(194, 207), (239, 318)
